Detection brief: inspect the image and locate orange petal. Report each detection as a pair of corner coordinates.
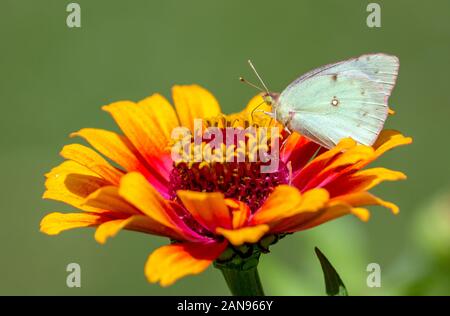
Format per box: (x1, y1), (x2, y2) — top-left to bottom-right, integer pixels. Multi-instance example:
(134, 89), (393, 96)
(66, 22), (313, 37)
(303, 144), (375, 191)
(103, 94), (178, 151)
(43, 161), (109, 212)
(251, 185), (303, 224)
(83, 186), (140, 215)
(332, 191), (399, 214)
(280, 203), (352, 233)
(177, 190), (232, 231)
(93, 215), (178, 244)
(216, 225), (269, 246)
(60, 144), (123, 185)
(292, 138), (357, 190)
(172, 85), (221, 131)
(281, 132), (321, 171)
(326, 167), (406, 197)
(320, 145), (374, 174)
(102, 99), (174, 182)
(97, 213), (197, 243)
(72, 128), (171, 196)
(373, 130), (413, 159)
(119, 172), (200, 241)
(252, 185), (329, 225)
(318, 131), (411, 189)
(40, 212), (114, 235)
(279, 190), (399, 233)
(41, 211), (178, 242)
(226, 199), (251, 229)
(145, 241), (227, 286)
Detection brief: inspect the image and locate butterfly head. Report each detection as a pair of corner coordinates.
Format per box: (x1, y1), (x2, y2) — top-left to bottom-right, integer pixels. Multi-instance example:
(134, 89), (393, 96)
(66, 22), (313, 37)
(262, 92), (280, 107)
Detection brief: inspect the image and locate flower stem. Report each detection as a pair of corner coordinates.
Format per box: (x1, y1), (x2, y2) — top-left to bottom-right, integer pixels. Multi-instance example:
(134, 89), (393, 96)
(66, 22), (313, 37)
(218, 264), (265, 296)
(214, 246), (265, 296)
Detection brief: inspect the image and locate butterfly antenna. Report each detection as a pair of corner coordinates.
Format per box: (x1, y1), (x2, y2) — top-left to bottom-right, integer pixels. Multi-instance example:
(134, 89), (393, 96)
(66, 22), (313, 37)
(248, 59), (270, 93)
(239, 77), (264, 92)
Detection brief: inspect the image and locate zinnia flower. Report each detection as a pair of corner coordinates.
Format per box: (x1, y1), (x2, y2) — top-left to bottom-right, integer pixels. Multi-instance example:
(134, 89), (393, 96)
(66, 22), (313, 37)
(40, 84), (411, 289)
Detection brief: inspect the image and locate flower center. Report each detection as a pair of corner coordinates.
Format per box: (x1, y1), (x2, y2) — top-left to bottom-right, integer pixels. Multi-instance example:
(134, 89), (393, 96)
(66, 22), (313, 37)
(169, 115), (289, 212)
(169, 161), (289, 212)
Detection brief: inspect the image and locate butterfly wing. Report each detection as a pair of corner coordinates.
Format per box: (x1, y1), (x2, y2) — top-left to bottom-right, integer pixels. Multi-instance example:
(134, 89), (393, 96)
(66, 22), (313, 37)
(277, 53), (399, 149)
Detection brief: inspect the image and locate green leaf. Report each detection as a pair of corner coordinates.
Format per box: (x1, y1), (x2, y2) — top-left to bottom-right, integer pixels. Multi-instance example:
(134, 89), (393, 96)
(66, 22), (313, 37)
(314, 247), (348, 296)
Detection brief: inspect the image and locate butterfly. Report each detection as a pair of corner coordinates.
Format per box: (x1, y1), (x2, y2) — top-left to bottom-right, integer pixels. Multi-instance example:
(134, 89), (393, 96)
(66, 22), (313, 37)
(241, 53), (399, 149)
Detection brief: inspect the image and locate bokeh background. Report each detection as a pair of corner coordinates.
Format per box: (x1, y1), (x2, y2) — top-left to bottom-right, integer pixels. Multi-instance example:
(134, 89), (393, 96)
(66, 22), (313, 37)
(1, 0), (449, 295)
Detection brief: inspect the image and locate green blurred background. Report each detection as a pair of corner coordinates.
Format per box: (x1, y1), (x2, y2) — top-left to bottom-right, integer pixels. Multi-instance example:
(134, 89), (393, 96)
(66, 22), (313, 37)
(0, 0), (449, 295)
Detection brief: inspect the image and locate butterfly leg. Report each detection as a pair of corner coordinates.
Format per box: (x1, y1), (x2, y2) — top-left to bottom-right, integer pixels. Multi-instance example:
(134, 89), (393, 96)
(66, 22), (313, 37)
(252, 110), (275, 118)
(283, 125), (292, 134)
(262, 111), (275, 118)
(287, 161), (292, 185)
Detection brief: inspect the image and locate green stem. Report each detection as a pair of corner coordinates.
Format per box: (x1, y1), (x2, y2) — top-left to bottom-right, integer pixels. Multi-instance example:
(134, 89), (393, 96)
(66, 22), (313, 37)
(218, 264), (265, 296)
(214, 247), (265, 296)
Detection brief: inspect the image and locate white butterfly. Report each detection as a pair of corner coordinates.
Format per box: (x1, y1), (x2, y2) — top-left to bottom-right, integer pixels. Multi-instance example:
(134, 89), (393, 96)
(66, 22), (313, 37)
(243, 53), (399, 149)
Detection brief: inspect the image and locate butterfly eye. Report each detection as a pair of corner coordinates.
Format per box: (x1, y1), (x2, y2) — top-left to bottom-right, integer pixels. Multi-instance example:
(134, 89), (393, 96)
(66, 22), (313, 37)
(263, 95), (272, 105)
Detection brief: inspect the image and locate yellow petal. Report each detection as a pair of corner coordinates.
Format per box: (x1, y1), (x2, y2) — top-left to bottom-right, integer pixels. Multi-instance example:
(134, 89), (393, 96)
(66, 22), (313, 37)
(177, 190), (232, 231)
(172, 85), (221, 131)
(241, 94), (272, 116)
(93, 215), (172, 244)
(350, 207), (371, 222)
(40, 212), (111, 235)
(145, 242), (227, 287)
(138, 93), (180, 140)
(94, 217), (136, 244)
(83, 186), (140, 215)
(333, 191), (399, 214)
(60, 144), (123, 185)
(43, 161), (109, 212)
(236, 94), (274, 126)
(216, 225), (269, 246)
(72, 128), (147, 174)
(350, 167), (406, 191)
